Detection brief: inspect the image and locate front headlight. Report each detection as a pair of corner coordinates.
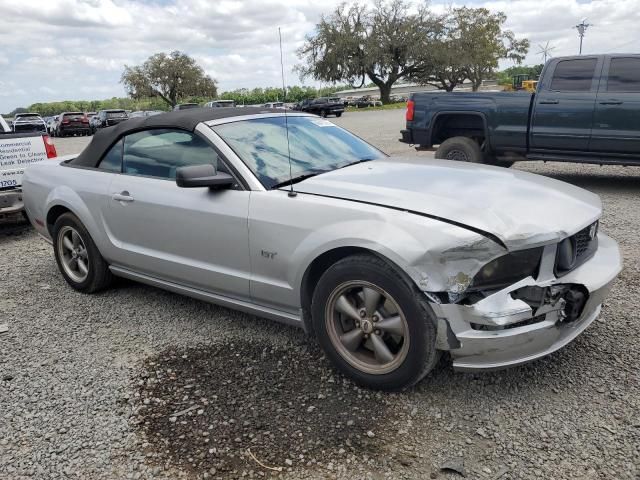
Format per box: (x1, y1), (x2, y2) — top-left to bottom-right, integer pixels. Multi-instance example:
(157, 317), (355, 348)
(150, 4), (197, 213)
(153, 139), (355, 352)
(470, 247), (543, 290)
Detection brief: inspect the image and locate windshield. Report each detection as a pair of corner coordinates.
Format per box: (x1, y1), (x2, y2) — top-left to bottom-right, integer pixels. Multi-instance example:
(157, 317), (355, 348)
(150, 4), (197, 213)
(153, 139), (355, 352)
(107, 111), (127, 118)
(212, 115), (385, 189)
(15, 115), (41, 121)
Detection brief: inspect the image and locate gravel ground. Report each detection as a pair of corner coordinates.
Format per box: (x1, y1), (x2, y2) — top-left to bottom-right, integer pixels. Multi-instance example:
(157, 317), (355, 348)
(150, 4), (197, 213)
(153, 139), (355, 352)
(1, 110), (638, 479)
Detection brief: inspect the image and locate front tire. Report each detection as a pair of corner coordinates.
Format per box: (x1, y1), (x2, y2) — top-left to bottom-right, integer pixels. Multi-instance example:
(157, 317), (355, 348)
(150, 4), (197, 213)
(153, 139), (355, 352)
(52, 213), (112, 293)
(311, 254), (439, 391)
(335, 112), (342, 117)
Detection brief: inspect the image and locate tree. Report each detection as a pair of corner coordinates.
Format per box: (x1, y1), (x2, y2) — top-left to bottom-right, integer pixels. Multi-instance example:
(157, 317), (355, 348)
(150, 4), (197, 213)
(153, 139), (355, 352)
(121, 51), (217, 108)
(454, 8), (529, 91)
(297, 1), (439, 104)
(411, 7), (529, 92)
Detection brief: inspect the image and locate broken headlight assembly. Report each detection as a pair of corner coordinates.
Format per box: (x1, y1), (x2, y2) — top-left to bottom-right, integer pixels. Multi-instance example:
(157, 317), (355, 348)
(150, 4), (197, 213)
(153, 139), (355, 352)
(470, 247), (544, 291)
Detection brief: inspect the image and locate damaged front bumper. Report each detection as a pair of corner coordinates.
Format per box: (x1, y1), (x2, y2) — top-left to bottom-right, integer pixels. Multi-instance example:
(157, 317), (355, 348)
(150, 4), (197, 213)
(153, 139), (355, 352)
(430, 233), (622, 371)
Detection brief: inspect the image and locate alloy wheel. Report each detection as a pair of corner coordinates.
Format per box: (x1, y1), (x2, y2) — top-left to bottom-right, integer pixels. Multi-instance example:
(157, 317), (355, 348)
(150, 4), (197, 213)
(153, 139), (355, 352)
(325, 281), (410, 375)
(57, 226), (89, 283)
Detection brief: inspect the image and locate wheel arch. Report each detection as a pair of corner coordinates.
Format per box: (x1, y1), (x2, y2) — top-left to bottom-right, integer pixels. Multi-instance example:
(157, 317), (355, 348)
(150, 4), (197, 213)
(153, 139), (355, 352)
(299, 246), (420, 336)
(43, 187), (106, 255)
(46, 204), (73, 236)
(430, 111), (490, 150)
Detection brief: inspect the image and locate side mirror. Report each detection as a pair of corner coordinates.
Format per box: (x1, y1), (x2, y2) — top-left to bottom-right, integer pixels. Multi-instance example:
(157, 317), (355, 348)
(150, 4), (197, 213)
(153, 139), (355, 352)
(175, 164), (235, 189)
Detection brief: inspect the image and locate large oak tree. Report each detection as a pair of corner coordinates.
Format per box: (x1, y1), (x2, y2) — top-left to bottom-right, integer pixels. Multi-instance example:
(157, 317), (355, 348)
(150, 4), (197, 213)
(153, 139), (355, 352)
(121, 51), (217, 108)
(414, 7), (529, 91)
(297, 1), (439, 104)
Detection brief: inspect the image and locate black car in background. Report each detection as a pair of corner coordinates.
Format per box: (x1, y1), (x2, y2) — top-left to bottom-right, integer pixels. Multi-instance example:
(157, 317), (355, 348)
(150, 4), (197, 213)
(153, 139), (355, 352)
(55, 112), (91, 137)
(90, 109), (128, 133)
(294, 97), (344, 117)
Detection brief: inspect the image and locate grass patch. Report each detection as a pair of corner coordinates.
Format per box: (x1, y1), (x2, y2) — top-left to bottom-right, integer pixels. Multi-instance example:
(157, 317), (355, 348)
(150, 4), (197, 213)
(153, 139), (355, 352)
(345, 102), (407, 112)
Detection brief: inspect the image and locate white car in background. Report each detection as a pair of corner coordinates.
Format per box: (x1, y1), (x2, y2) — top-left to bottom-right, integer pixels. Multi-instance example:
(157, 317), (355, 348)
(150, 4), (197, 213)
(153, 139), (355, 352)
(262, 102), (287, 109)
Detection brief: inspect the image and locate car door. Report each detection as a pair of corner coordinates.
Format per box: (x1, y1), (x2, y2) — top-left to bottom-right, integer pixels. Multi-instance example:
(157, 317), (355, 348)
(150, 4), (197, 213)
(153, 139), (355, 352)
(530, 57), (602, 152)
(101, 128), (251, 299)
(589, 56), (640, 156)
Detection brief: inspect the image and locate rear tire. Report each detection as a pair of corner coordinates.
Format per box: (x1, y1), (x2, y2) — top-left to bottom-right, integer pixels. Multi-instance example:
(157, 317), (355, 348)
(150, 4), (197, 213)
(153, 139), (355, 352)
(435, 137), (483, 163)
(52, 213), (112, 293)
(335, 112), (342, 118)
(320, 110), (328, 118)
(311, 254), (439, 391)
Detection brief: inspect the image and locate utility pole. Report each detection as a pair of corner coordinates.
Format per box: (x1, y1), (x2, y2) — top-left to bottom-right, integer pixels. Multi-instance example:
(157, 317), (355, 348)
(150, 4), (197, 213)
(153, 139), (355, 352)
(574, 19), (591, 54)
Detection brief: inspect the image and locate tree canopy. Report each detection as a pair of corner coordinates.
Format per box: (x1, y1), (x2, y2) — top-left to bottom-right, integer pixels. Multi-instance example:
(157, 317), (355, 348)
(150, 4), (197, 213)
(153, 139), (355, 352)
(298, 2), (530, 99)
(297, 0), (438, 103)
(121, 51), (217, 108)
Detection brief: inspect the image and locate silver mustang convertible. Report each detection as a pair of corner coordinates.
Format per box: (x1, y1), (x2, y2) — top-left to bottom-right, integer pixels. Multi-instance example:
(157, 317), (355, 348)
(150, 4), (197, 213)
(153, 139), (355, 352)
(22, 108), (622, 390)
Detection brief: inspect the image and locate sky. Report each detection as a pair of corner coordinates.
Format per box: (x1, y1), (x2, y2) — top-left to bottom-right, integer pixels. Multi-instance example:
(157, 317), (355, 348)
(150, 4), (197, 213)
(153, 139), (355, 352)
(0, 0), (638, 112)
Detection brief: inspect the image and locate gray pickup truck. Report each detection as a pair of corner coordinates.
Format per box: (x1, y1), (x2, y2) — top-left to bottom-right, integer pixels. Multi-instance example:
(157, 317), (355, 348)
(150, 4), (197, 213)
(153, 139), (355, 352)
(400, 54), (640, 167)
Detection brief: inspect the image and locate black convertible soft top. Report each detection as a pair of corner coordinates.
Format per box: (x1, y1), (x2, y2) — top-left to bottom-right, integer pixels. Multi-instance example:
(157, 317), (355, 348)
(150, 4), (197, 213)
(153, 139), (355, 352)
(70, 107), (280, 168)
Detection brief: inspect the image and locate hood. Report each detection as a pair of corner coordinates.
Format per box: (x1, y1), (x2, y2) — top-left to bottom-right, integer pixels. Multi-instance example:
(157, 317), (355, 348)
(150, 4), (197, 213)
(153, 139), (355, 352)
(295, 157), (601, 250)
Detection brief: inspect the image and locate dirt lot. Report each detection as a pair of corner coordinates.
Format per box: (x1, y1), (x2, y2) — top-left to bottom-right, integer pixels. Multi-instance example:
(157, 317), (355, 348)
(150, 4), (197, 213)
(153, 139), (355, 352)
(1, 110), (638, 479)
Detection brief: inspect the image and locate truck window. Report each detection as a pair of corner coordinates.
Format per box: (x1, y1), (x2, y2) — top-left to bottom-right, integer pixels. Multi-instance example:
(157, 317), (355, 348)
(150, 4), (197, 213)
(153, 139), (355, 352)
(550, 59), (597, 92)
(607, 57), (640, 92)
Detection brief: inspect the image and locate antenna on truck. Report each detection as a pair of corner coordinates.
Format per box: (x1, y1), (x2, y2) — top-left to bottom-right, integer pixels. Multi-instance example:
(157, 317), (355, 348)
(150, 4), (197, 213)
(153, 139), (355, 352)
(278, 27), (296, 198)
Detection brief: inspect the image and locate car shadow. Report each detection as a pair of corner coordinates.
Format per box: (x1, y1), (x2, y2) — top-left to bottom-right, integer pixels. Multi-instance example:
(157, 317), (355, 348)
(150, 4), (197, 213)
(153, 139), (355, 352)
(0, 220), (32, 237)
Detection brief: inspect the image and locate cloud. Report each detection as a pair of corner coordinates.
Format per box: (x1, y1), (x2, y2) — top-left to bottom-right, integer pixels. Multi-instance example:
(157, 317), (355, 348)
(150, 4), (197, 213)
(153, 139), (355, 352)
(0, 0), (638, 112)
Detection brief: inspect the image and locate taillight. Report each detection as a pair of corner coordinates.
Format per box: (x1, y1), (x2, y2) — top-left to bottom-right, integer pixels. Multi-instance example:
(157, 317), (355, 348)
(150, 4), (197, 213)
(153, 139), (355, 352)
(405, 99), (415, 122)
(62, 119), (70, 124)
(43, 135), (57, 159)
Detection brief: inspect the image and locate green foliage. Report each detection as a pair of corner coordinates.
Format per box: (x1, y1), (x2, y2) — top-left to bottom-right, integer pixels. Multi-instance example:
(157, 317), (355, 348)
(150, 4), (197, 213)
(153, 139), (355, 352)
(412, 7), (529, 91)
(217, 85), (350, 105)
(121, 51), (217, 108)
(297, 0), (438, 103)
(496, 64), (544, 85)
(18, 85), (353, 117)
(299, 2), (529, 97)
(24, 97), (170, 117)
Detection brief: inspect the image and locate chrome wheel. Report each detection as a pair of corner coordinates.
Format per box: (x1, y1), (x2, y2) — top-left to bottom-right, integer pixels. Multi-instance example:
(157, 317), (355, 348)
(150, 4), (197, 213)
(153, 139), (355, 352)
(57, 226), (89, 283)
(325, 281), (410, 375)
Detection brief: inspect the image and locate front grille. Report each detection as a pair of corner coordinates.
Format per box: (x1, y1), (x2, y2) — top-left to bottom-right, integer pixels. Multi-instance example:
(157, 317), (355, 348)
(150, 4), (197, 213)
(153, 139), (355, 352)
(574, 224), (595, 260)
(555, 221), (598, 276)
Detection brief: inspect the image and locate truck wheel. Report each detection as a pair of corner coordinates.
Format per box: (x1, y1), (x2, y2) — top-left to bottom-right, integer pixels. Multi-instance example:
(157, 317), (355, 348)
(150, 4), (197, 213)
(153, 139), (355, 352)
(52, 213), (113, 293)
(320, 110), (328, 118)
(335, 112), (342, 117)
(311, 254), (439, 391)
(435, 137), (483, 163)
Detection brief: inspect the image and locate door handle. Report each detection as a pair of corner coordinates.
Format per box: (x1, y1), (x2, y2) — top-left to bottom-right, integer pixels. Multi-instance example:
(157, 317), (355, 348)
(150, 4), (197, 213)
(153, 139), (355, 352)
(539, 100), (559, 105)
(112, 191), (134, 203)
(599, 100), (623, 105)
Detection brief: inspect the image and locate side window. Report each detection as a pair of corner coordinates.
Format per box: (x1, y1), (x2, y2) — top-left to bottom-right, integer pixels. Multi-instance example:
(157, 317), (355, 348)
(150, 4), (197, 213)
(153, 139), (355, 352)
(607, 57), (640, 92)
(122, 129), (219, 180)
(550, 59), (597, 92)
(98, 138), (123, 172)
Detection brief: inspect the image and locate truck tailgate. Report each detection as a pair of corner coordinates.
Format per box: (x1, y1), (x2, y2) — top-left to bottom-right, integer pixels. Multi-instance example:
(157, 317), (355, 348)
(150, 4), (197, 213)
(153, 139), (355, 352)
(0, 134), (50, 188)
